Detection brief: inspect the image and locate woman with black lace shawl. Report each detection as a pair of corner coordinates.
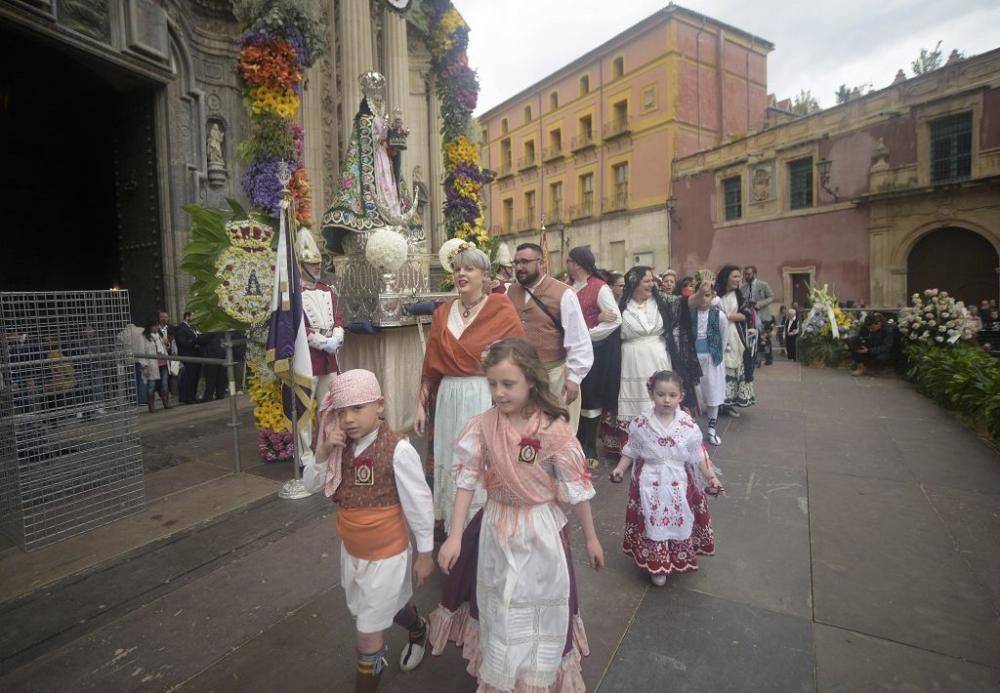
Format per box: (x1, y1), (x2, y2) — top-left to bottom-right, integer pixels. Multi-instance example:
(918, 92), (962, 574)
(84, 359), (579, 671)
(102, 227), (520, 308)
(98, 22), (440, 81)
(714, 265), (756, 413)
(598, 266), (706, 457)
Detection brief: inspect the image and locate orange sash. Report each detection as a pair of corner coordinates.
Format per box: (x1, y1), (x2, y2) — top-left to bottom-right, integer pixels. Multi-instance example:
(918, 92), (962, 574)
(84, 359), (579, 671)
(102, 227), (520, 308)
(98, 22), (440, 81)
(336, 505), (409, 560)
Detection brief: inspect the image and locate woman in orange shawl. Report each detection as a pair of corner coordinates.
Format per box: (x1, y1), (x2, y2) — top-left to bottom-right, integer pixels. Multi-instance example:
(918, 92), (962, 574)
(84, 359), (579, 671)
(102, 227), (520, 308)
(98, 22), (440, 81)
(414, 244), (523, 531)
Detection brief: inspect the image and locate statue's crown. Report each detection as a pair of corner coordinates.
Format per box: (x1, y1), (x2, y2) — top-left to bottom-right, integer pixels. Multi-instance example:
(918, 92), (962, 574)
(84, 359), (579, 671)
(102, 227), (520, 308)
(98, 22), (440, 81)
(360, 71), (386, 93)
(225, 219), (273, 251)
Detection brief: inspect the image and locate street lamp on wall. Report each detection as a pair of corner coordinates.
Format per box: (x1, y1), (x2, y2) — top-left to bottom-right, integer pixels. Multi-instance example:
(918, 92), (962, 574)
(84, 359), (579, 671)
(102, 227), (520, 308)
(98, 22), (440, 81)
(816, 158), (839, 202)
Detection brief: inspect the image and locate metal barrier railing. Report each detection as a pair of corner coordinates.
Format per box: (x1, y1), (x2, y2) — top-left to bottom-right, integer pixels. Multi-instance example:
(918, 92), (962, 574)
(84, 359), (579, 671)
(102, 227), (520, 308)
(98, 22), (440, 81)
(133, 333), (245, 475)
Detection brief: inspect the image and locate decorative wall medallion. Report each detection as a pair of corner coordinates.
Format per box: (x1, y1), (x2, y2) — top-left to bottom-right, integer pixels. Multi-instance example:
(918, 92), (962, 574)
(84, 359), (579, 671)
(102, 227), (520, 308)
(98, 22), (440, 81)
(751, 164), (773, 202)
(206, 93), (223, 112)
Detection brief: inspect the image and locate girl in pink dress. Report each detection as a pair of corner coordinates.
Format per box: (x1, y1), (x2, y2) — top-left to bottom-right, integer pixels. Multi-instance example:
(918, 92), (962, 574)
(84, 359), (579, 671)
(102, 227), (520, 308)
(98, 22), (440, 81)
(430, 338), (605, 692)
(610, 370), (724, 585)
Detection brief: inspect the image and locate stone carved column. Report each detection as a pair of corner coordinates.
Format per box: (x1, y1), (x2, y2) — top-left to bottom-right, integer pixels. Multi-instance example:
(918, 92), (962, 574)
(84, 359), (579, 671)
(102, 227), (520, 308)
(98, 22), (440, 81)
(339, 0), (374, 146)
(384, 8), (410, 172)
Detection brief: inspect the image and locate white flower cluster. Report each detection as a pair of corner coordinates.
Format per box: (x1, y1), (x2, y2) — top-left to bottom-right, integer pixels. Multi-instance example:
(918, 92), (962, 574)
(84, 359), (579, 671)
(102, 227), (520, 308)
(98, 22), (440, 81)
(365, 227), (409, 273)
(898, 288), (977, 346)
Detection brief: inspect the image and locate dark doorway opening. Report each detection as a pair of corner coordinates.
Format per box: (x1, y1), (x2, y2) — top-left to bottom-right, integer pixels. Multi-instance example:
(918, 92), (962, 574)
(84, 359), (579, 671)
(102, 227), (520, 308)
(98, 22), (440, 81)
(907, 227), (999, 306)
(790, 272), (811, 308)
(0, 23), (164, 320)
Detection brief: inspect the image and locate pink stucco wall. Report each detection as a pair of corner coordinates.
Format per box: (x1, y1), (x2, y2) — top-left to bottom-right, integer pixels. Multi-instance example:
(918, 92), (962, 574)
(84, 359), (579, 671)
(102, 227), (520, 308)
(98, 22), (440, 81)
(671, 173), (871, 303)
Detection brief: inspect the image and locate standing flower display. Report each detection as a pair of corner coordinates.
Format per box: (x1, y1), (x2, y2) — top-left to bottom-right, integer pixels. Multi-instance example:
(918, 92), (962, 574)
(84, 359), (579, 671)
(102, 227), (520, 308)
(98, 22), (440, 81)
(799, 283), (857, 367)
(427, 0), (492, 271)
(234, 0), (323, 227)
(898, 289), (977, 346)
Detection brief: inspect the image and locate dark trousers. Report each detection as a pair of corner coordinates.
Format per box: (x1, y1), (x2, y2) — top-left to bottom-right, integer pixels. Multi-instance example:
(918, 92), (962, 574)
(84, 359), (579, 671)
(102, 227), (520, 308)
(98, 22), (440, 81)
(786, 335), (798, 361)
(202, 365), (227, 401)
(179, 362), (202, 402)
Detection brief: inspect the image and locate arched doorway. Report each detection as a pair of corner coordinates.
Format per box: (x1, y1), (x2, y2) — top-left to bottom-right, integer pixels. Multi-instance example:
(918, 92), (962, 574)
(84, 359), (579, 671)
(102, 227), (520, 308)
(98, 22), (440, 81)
(907, 227), (999, 305)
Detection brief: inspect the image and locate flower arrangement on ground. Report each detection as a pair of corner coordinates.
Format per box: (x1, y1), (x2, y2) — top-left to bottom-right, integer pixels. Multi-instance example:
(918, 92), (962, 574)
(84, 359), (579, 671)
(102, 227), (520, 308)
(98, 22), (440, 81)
(257, 428), (295, 461)
(897, 288), (977, 347)
(799, 283), (857, 367)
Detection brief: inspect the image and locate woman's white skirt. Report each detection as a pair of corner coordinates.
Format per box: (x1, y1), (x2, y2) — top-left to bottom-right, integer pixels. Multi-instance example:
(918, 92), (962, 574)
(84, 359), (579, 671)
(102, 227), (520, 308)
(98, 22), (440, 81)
(433, 375), (491, 529)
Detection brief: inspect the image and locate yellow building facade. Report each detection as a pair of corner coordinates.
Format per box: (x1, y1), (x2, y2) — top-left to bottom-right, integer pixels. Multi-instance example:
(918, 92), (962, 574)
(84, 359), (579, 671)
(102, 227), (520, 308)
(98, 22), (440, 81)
(478, 4), (771, 272)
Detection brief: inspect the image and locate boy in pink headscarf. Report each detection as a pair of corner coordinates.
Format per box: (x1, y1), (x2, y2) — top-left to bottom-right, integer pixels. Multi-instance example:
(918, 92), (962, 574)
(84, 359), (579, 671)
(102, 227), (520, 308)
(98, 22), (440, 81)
(304, 369), (434, 693)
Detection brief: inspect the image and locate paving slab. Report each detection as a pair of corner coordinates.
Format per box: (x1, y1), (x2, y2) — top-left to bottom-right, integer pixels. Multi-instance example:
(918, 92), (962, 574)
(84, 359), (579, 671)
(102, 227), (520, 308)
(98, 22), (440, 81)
(0, 473), (281, 605)
(923, 485), (1000, 605)
(681, 463), (812, 619)
(599, 587), (815, 692)
(882, 419), (1000, 493)
(804, 420), (913, 482)
(814, 623), (1000, 693)
(0, 514), (340, 693)
(144, 461), (229, 501)
(0, 493), (328, 676)
(809, 470), (1000, 664)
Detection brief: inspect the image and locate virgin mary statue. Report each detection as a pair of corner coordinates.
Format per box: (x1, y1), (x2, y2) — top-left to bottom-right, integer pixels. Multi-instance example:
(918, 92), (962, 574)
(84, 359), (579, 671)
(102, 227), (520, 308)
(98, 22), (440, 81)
(321, 71), (417, 253)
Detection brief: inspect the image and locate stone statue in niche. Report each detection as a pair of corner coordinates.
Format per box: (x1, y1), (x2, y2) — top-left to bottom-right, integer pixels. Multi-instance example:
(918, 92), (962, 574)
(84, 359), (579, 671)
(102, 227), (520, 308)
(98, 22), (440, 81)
(752, 166), (771, 202)
(207, 121), (227, 187)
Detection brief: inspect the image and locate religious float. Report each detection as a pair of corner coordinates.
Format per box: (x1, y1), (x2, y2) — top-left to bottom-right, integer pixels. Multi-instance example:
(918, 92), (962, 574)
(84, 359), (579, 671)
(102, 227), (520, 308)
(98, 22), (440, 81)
(182, 0), (493, 442)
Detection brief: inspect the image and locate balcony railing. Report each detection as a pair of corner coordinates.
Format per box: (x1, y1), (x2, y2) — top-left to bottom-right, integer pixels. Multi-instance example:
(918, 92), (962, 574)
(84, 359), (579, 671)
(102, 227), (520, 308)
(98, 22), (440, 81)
(571, 134), (595, 151)
(547, 207), (563, 224)
(490, 224), (506, 236)
(497, 162), (514, 178)
(569, 197), (594, 219)
(603, 189), (629, 212)
(517, 155), (538, 171)
(604, 116), (632, 139)
(515, 216), (537, 231)
(543, 145), (564, 161)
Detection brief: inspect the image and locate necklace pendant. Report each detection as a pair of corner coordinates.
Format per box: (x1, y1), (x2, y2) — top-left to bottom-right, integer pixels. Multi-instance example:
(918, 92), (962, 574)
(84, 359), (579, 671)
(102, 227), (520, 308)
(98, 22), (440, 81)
(463, 308), (471, 318)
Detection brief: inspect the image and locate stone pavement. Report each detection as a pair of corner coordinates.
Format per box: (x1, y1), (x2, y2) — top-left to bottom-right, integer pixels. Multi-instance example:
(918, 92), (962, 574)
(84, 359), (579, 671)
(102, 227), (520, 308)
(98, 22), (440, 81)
(1, 361), (998, 692)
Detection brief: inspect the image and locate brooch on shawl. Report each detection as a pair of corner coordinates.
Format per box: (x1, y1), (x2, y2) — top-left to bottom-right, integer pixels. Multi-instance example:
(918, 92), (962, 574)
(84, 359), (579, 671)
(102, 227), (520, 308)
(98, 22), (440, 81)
(517, 437), (541, 465)
(353, 457), (374, 485)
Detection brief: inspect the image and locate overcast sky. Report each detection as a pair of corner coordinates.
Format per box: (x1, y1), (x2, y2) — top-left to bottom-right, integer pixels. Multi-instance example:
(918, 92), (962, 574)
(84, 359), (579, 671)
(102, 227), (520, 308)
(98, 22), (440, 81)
(453, 0), (1000, 116)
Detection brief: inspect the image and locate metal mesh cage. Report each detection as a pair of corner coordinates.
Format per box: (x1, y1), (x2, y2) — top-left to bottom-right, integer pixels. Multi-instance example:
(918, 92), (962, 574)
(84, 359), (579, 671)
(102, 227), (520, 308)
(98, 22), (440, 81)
(0, 291), (144, 551)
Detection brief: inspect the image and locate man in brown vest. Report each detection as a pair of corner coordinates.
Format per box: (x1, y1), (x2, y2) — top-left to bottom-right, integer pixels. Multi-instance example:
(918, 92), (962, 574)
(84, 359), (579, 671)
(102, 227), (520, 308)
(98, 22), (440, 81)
(507, 242), (593, 432)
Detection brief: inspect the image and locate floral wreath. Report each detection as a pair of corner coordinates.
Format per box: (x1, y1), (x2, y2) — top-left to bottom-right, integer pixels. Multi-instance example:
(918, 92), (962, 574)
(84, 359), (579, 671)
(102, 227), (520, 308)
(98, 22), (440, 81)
(447, 240), (475, 264)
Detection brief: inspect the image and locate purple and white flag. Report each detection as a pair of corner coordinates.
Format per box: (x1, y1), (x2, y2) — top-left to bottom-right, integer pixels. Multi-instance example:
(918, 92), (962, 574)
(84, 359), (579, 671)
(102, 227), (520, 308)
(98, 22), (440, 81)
(266, 198), (314, 431)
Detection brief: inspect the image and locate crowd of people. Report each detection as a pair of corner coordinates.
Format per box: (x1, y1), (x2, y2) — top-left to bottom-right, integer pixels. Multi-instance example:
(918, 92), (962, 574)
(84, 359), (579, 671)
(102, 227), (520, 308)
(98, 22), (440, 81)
(121, 310), (245, 413)
(294, 242), (795, 693)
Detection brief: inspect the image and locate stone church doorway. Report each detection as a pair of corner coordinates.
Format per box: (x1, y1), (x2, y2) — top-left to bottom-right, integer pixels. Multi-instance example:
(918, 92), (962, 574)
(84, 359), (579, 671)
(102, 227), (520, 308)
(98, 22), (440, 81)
(907, 227), (999, 305)
(0, 22), (164, 322)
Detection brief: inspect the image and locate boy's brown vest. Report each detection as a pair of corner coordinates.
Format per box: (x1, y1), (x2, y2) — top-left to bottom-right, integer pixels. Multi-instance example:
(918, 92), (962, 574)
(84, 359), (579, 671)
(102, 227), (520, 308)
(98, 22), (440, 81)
(335, 422), (410, 560)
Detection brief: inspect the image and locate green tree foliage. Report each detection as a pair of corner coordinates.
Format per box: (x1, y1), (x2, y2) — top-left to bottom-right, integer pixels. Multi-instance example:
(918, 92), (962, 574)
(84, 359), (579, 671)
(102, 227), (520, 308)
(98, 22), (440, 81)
(911, 40), (943, 75)
(791, 89), (821, 116)
(835, 83), (870, 104)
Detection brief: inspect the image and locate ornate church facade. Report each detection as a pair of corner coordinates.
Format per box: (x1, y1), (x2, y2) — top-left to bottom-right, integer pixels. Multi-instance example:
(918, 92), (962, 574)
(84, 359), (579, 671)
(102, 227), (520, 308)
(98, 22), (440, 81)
(0, 0), (446, 320)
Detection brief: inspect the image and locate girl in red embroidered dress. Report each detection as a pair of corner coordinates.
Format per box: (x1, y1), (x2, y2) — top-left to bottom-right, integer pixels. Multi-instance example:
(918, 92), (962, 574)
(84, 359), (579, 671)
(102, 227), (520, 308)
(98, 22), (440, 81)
(610, 370), (724, 586)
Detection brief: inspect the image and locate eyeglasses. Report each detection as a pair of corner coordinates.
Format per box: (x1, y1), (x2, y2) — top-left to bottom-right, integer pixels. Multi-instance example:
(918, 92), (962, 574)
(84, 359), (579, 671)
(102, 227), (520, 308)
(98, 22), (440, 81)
(513, 257), (542, 267)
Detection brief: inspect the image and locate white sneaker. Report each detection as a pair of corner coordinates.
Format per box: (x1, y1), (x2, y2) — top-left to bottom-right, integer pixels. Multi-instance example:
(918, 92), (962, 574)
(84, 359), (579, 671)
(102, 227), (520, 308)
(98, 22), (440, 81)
(650, 574), (667, 586)
(706, 429), (722, 446)
(399, 617), (427, 671)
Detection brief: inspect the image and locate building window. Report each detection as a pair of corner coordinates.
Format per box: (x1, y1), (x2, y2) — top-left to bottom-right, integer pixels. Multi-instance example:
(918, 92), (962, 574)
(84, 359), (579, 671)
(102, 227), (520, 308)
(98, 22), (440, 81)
(788, 157), (813, 210)
(722, 176), (742, 220)
(501, 118), (508, 135)
(580, 75), (590, 95)
(550, 182), (563, 222)
(525, 190), (536, 227)
(522, 140), (535, 167)
(930, 112), (972, 184)
(548, 129), (562, 157)
(579, 115), (592, 142)
(612, 56), (624, 79)
(549, 91), (559, 110)
(502, 198), (514, 233)
(580, 173), (594, 216)
(524, 105), (532, 123)
(612, 162), (629, 209)
(481, 127), (488, 144)
(500, 138), (512, 173)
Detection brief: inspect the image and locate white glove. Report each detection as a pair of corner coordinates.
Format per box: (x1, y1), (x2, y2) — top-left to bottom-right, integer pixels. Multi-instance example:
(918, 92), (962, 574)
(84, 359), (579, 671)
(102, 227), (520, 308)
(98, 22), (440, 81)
(320, 338), (338, 354)
(306, 331), (327, 350)
(327, 327), (344, 352)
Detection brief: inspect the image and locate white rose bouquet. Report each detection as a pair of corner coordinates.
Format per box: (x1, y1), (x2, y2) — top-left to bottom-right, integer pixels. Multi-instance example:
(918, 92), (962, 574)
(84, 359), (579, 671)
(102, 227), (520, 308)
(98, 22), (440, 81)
(898, 289), (977, 346)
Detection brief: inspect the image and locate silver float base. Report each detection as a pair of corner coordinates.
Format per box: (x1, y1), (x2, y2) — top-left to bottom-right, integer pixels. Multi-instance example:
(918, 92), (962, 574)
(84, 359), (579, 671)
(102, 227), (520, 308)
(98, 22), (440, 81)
(278, 478), (314, 500)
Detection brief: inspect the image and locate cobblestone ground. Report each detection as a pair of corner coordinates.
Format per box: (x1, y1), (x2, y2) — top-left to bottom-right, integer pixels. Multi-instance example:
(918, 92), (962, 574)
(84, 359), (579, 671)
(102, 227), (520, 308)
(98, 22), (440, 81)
(1, 361), (998, 692)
